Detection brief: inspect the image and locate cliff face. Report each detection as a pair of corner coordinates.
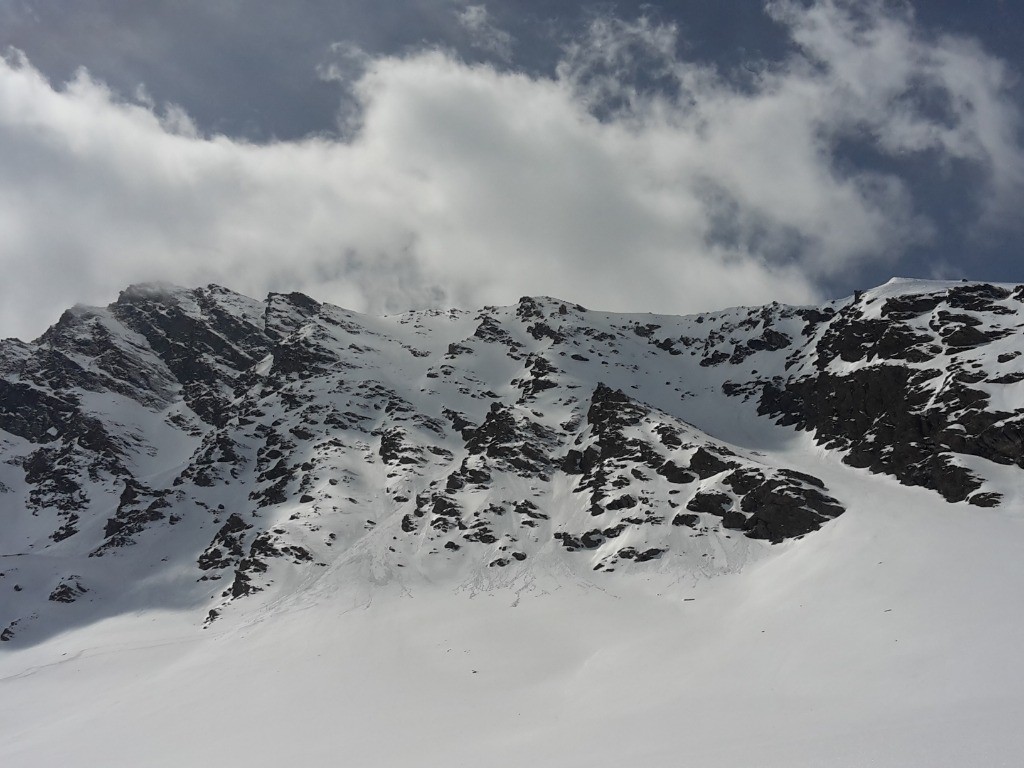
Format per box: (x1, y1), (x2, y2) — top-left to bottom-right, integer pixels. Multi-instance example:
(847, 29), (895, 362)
(1, 278), (1021, 643)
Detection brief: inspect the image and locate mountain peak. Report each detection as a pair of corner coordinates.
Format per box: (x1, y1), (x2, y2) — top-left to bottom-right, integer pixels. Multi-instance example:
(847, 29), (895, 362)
(116, 281), (193, 304)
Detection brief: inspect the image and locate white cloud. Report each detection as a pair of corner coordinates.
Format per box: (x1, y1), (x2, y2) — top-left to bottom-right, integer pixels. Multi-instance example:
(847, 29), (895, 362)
(767, 0), (1024, 224)
(456, 5), (514, 62)
(0, 1), (1021, 340)
(316, 41), (372, 85)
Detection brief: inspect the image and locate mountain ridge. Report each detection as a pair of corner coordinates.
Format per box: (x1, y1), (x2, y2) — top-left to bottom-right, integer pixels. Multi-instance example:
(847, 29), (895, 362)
(1, 277), (1022, 644)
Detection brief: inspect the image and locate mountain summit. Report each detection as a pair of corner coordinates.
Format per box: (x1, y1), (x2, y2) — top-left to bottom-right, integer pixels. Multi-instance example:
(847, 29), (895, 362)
(1, 278), (1022, 644)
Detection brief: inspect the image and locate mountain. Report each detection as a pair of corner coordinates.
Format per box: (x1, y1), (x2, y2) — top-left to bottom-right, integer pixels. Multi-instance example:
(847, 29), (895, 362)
(1, 277), (1021, 645)
(2, 278), (1024, 767)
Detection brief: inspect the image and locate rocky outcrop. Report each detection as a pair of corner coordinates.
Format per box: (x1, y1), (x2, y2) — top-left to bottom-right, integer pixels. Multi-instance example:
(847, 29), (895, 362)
(754, 282), (1024, 504)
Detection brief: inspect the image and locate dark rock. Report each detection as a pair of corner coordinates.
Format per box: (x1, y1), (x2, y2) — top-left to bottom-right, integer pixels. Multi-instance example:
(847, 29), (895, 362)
(943, 325), (992, 349)
(881, 294), (944, 320)
(0, 379), (79, 443)
(688, 448), (735, 479)
(747, 328), (792, 353)
(617, 547), (664, 562)
(95, 480), (170, 553)
(686, 491), (733, 516)
(198, 514), (252, 570)
(527, 323), (564, 343)
(605, 494), (638, 511)
(464, 403), (556, 475)
(516, 297), (544, 320)
(968, 492), (1002, 508)
(721, 511), (748, 529)
(758, 361), (1014, 502)
(48, 579), (87, 603)
(946, 283), (1011, 312)
(657, 461), (695, 484)
(700, 350), (730, 367)
(989, 372), (1024, 384)
(671, 513), (700, 527)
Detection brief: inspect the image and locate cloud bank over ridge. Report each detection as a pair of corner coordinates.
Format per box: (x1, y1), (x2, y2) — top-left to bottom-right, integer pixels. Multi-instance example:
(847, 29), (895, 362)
(0, 0), (1021, 339)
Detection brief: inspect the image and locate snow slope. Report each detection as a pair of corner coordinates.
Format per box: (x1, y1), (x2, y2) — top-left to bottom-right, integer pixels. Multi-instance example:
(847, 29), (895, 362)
(3, 460), (1024, 767)
(1, 278), (1023, 766)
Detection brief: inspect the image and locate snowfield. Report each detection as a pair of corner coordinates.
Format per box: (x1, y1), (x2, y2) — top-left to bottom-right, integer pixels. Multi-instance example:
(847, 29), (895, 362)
(4, 443), (1024, 767)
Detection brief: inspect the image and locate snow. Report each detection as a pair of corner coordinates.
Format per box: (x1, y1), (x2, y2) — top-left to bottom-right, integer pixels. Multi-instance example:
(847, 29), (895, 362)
(3, 450), (1024, 767)
(2, 279), (1024, 766)
(864, 276), (1020, 302)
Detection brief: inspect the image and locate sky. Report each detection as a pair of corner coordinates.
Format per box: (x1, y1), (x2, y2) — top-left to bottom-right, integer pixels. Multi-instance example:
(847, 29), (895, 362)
(0, 0), (1022, 340)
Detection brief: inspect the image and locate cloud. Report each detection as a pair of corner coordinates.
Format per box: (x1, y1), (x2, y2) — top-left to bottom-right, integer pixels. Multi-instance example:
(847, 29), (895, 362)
(0, 1), (1021, 340)
(315, 41), (373, 85)
(768, 0), (1024, 223)
(456, 5), (515, 62)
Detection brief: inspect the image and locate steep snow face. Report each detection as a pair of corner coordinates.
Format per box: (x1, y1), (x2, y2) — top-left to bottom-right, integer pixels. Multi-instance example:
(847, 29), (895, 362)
(0, 280), (1022, 646)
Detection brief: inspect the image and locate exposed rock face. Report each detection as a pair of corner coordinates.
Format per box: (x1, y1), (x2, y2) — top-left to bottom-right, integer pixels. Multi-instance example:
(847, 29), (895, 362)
(755, 282), (1024, 504)
(1, 277), (1021, 643)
